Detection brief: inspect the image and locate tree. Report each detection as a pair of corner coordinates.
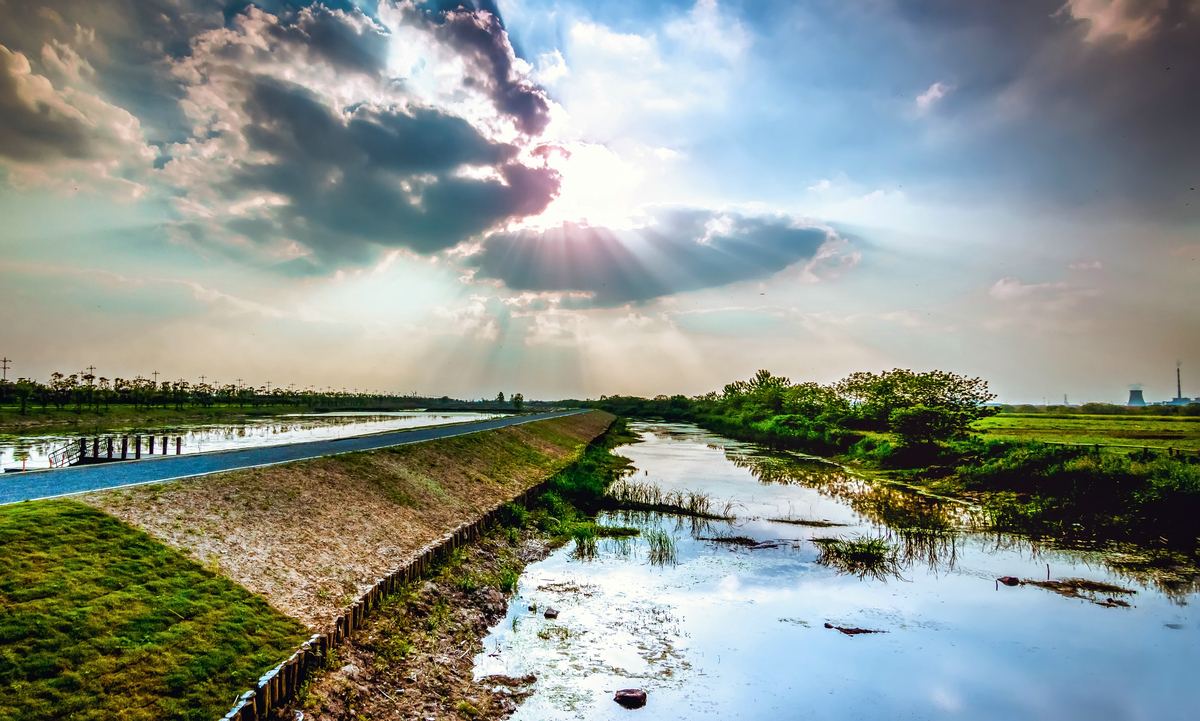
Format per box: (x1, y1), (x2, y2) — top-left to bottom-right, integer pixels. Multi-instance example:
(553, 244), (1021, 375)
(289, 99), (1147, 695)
(496, 391), (506, 403)
(888, 405), (970, 446)
(511, 393), (524, 411)
(837, 369), (996, 430)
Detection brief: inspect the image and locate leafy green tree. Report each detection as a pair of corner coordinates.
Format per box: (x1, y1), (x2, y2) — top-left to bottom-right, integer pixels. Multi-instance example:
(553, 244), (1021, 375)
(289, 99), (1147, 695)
(888, 405), (970, 446)
(511, 393), (524, 411)
(837, 369), (995, 430)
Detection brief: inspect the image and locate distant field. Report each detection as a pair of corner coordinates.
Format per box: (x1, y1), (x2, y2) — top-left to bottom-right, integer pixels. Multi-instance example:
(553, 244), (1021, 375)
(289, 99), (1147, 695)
(0, 501), (307, 721)
(973, 413), (1200, 451)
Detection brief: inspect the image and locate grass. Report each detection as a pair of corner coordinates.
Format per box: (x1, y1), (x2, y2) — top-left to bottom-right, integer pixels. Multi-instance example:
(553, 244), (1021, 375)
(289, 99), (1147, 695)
(0, 500), (308, 721)
(643, 529), (678, 566)
(605, 480), (733, 519)
(973, 413), (1200, 452)
(812, 536), (903, 580)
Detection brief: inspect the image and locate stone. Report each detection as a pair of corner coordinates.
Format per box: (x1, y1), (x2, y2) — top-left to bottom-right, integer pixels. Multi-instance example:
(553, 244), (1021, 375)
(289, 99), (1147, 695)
(997, 576), (1021, 587)
(543, 607), (559, 619)
(614, 688), (647, 709)
(340, 663), (362, 679)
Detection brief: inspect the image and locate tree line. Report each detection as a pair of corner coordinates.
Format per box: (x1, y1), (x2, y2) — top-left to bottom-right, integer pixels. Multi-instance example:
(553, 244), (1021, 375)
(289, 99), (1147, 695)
(591, 368), (997, 452)
(0, 370), (531, 415)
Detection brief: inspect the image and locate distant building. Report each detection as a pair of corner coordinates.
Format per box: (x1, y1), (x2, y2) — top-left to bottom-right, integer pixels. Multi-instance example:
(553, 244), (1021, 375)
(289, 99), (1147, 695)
(1127, 389), (1146, 406)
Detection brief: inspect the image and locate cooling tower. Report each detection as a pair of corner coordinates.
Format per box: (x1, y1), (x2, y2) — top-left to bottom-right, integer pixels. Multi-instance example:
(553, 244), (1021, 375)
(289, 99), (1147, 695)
(1127, 389), (1146, 406)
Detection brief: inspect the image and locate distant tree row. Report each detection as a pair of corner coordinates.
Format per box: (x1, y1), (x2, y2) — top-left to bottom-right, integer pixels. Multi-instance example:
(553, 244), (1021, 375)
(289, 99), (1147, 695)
(0, 370), (532, 415)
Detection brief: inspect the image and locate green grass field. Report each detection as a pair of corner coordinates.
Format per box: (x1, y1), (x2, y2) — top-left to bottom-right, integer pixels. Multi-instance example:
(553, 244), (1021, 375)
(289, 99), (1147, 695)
(0, 500), (307, 721)
(973, 413), (1200, 451)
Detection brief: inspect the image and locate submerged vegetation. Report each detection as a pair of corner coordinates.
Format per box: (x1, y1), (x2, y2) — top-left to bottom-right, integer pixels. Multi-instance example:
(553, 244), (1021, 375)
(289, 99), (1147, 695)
(591, 369), (1200, 548)
(643, 529), (679, 566)
(605, 480), (734, 519)
(813, 536), (904, 580)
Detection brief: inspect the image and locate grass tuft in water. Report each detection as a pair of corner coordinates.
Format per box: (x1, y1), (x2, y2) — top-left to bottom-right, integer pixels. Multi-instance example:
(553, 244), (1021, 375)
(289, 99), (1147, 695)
(812, 535), (903, 580)
(606, 480), (733, 519)
(644, 528), (678, 566)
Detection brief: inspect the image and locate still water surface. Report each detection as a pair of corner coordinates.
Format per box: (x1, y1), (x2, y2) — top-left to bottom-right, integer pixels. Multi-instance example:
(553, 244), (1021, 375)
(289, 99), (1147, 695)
(0, 411), (500, 469)
(475, 422), (1198, 721)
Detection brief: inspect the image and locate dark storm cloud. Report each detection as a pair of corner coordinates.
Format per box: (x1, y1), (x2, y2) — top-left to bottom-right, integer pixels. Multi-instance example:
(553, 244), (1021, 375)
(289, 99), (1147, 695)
(406, 1), (552, 135)
(0, 46), (94, 162)
(470, 210), (831, 305)
(225, 77), (558, 264)
(893, 0), (1200, 218)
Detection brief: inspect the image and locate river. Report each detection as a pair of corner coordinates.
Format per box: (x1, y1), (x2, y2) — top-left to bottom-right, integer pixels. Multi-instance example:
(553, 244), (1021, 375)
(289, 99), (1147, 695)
(474, 421), (1198, 720)
(0, 411), (501, 470)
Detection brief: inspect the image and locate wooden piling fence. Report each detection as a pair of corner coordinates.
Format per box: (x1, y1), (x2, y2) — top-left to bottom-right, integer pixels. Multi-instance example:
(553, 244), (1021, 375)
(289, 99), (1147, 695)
(218, 482), (548, 720)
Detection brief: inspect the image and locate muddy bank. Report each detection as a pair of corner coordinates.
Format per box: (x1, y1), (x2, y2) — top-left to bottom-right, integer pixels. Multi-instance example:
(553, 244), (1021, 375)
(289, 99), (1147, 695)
(84, 412), (613, 628)
(284, 525), (558, 721)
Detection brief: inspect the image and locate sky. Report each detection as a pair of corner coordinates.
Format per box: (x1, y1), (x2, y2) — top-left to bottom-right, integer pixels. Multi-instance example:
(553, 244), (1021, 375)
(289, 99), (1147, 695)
(0, 0), (1196, 403)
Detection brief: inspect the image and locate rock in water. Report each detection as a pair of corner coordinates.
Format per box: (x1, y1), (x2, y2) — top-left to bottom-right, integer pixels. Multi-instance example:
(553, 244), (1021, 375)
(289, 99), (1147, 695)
(997, 576), (1021, 587)
(614, 689), (647, 709)
(543, 607), (559, 619)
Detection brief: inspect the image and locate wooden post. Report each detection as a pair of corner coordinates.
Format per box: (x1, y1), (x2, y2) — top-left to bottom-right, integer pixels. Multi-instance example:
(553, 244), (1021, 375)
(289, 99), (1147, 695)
(176, 437), (182, 455)
(121, 437), (128, 460)
(162, 436), (167, 455)
(135, 436), (141, 459)
(148, 435), (154, 454)
(93, 438), (99, 458)
(79, 438), (87, 460)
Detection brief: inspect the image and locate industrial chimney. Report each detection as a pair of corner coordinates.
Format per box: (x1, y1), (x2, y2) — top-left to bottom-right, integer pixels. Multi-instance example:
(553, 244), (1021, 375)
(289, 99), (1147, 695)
(1128, 389), (1146, 406)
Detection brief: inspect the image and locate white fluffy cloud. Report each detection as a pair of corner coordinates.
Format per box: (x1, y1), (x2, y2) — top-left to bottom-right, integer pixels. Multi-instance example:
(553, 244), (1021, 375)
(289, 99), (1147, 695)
(0, 42), (153, 196)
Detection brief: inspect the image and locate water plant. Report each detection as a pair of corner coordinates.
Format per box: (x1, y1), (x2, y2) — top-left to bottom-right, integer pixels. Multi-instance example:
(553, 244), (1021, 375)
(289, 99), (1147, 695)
(572, 525), (598, 560)
(812, 535), (903, 580)
(606, 480), (734, 519)
(644, 528), (678, 566)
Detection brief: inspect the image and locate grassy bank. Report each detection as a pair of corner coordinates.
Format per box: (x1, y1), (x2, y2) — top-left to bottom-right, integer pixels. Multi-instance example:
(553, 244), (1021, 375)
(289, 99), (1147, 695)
(86, 412), (616, 628)
(286, 421), (635, 721)
(0, 500), (307, 721)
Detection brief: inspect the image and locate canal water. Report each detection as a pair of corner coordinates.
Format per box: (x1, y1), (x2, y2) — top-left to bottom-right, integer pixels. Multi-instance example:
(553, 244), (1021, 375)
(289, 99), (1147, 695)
(0, 411), (501, 470)
(475, 422), (1199, 721)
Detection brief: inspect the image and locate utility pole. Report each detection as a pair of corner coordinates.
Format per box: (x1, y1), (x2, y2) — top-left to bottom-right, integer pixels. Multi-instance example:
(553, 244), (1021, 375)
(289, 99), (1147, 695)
(266, 380), (272, 394)
(152, 370), (160, 385)
(0, 357), (10, 381)
(200, 375), (206, 385)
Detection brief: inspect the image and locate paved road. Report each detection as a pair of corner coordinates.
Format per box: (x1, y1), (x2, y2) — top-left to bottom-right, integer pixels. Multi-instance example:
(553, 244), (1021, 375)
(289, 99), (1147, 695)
(0, 410), (584, 505)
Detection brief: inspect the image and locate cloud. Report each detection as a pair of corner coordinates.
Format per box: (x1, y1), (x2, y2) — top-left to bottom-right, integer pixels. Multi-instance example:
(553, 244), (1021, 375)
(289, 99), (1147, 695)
(915, 81), (952, 113)
(891, 0), (1200, 220)
(0, 42), (152, 193)
(989, 277), (1068, 301)
(541, 0), (750, 142)
(1061, 0), (1169, 44)
(160, 2), (559, 270)
(469, 209), (840, 305)
(397, 0), (552, 135)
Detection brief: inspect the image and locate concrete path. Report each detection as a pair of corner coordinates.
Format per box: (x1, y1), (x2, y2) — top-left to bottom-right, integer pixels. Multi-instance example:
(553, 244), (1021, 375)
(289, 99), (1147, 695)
(0, 410), (583, 505)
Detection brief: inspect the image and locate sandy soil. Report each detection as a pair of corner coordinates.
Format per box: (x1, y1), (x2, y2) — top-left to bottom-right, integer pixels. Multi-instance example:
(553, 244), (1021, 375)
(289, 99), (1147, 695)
(84, 412), (612, 629)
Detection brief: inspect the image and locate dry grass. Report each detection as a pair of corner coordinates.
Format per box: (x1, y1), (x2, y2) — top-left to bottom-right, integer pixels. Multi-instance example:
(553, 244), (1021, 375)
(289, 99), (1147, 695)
(84, 412), (613, 629)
